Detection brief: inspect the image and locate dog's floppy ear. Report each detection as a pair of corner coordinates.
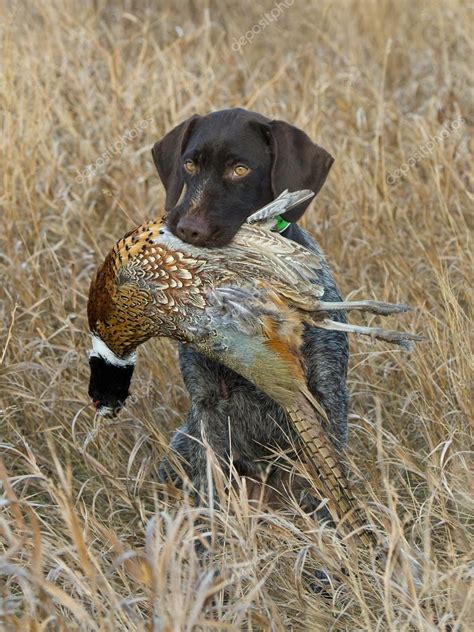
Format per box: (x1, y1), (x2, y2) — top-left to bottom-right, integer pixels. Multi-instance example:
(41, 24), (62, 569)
(268, 120), (334, 222)
(151, 115), (200, 211)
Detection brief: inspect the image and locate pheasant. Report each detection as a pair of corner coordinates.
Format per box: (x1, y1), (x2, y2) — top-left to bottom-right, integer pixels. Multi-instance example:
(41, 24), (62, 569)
(87, 190), (421, 547)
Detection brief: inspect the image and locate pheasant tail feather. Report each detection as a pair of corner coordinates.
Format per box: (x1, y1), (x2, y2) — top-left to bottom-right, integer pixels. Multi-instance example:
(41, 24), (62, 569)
(287, 397), (377, 548)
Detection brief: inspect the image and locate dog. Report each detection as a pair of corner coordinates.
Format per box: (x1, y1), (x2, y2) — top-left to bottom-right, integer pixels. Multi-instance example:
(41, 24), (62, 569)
(151, 108), (348, 510)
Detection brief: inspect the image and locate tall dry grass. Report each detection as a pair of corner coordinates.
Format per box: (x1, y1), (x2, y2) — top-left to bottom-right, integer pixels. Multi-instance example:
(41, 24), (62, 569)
(0, 0), (472, 630)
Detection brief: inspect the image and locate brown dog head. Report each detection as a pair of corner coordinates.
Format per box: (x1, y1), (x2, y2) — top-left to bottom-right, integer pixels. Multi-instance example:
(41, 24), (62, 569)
(152, 108), (333, 247)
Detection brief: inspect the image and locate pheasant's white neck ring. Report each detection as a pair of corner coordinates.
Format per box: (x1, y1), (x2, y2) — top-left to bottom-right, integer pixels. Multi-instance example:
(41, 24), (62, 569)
(89, 335), (136, 367)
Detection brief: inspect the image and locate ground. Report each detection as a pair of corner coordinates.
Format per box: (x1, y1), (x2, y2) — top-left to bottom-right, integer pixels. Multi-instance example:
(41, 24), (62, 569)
(0, 1), (472, 630)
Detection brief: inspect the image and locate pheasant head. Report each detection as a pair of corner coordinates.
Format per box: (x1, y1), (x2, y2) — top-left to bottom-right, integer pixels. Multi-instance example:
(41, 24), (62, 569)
(87, 223), (156, 415)
(87, 218), (216, 416)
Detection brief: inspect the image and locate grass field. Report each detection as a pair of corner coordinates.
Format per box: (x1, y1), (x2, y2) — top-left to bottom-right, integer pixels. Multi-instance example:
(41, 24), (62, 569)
(0, 1), (472, 629)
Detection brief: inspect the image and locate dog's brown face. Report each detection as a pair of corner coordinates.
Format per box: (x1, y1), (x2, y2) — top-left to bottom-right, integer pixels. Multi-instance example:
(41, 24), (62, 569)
(152, 108), (334, 247)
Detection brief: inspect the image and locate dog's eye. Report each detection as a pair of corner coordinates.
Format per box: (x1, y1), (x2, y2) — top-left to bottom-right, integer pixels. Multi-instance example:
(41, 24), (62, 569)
(184, 160), (196, 174)
(233, 165), (250, 178)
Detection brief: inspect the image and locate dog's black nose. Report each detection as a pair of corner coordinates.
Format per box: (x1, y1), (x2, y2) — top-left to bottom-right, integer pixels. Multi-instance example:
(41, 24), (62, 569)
(176, 215), (209, 245)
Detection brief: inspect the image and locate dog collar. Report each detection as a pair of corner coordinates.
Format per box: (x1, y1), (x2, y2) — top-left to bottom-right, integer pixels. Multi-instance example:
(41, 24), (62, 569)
(274, 216), (291, 233)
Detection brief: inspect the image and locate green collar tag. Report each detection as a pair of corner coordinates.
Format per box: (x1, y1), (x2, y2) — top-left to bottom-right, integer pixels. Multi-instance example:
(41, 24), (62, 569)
(275, 215), (291, 233)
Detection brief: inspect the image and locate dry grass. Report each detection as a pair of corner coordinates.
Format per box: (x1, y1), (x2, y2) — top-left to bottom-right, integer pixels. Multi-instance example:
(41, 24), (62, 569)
(0, 0), (472, 629)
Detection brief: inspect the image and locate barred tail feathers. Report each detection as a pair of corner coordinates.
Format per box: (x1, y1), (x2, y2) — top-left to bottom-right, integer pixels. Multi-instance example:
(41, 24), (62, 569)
(287, 395), (376, 548)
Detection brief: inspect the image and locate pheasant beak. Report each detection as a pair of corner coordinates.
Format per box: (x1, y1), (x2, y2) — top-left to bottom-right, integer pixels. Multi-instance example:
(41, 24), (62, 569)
(94, 401), (119, 418)
(92, 399), (114, 418)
